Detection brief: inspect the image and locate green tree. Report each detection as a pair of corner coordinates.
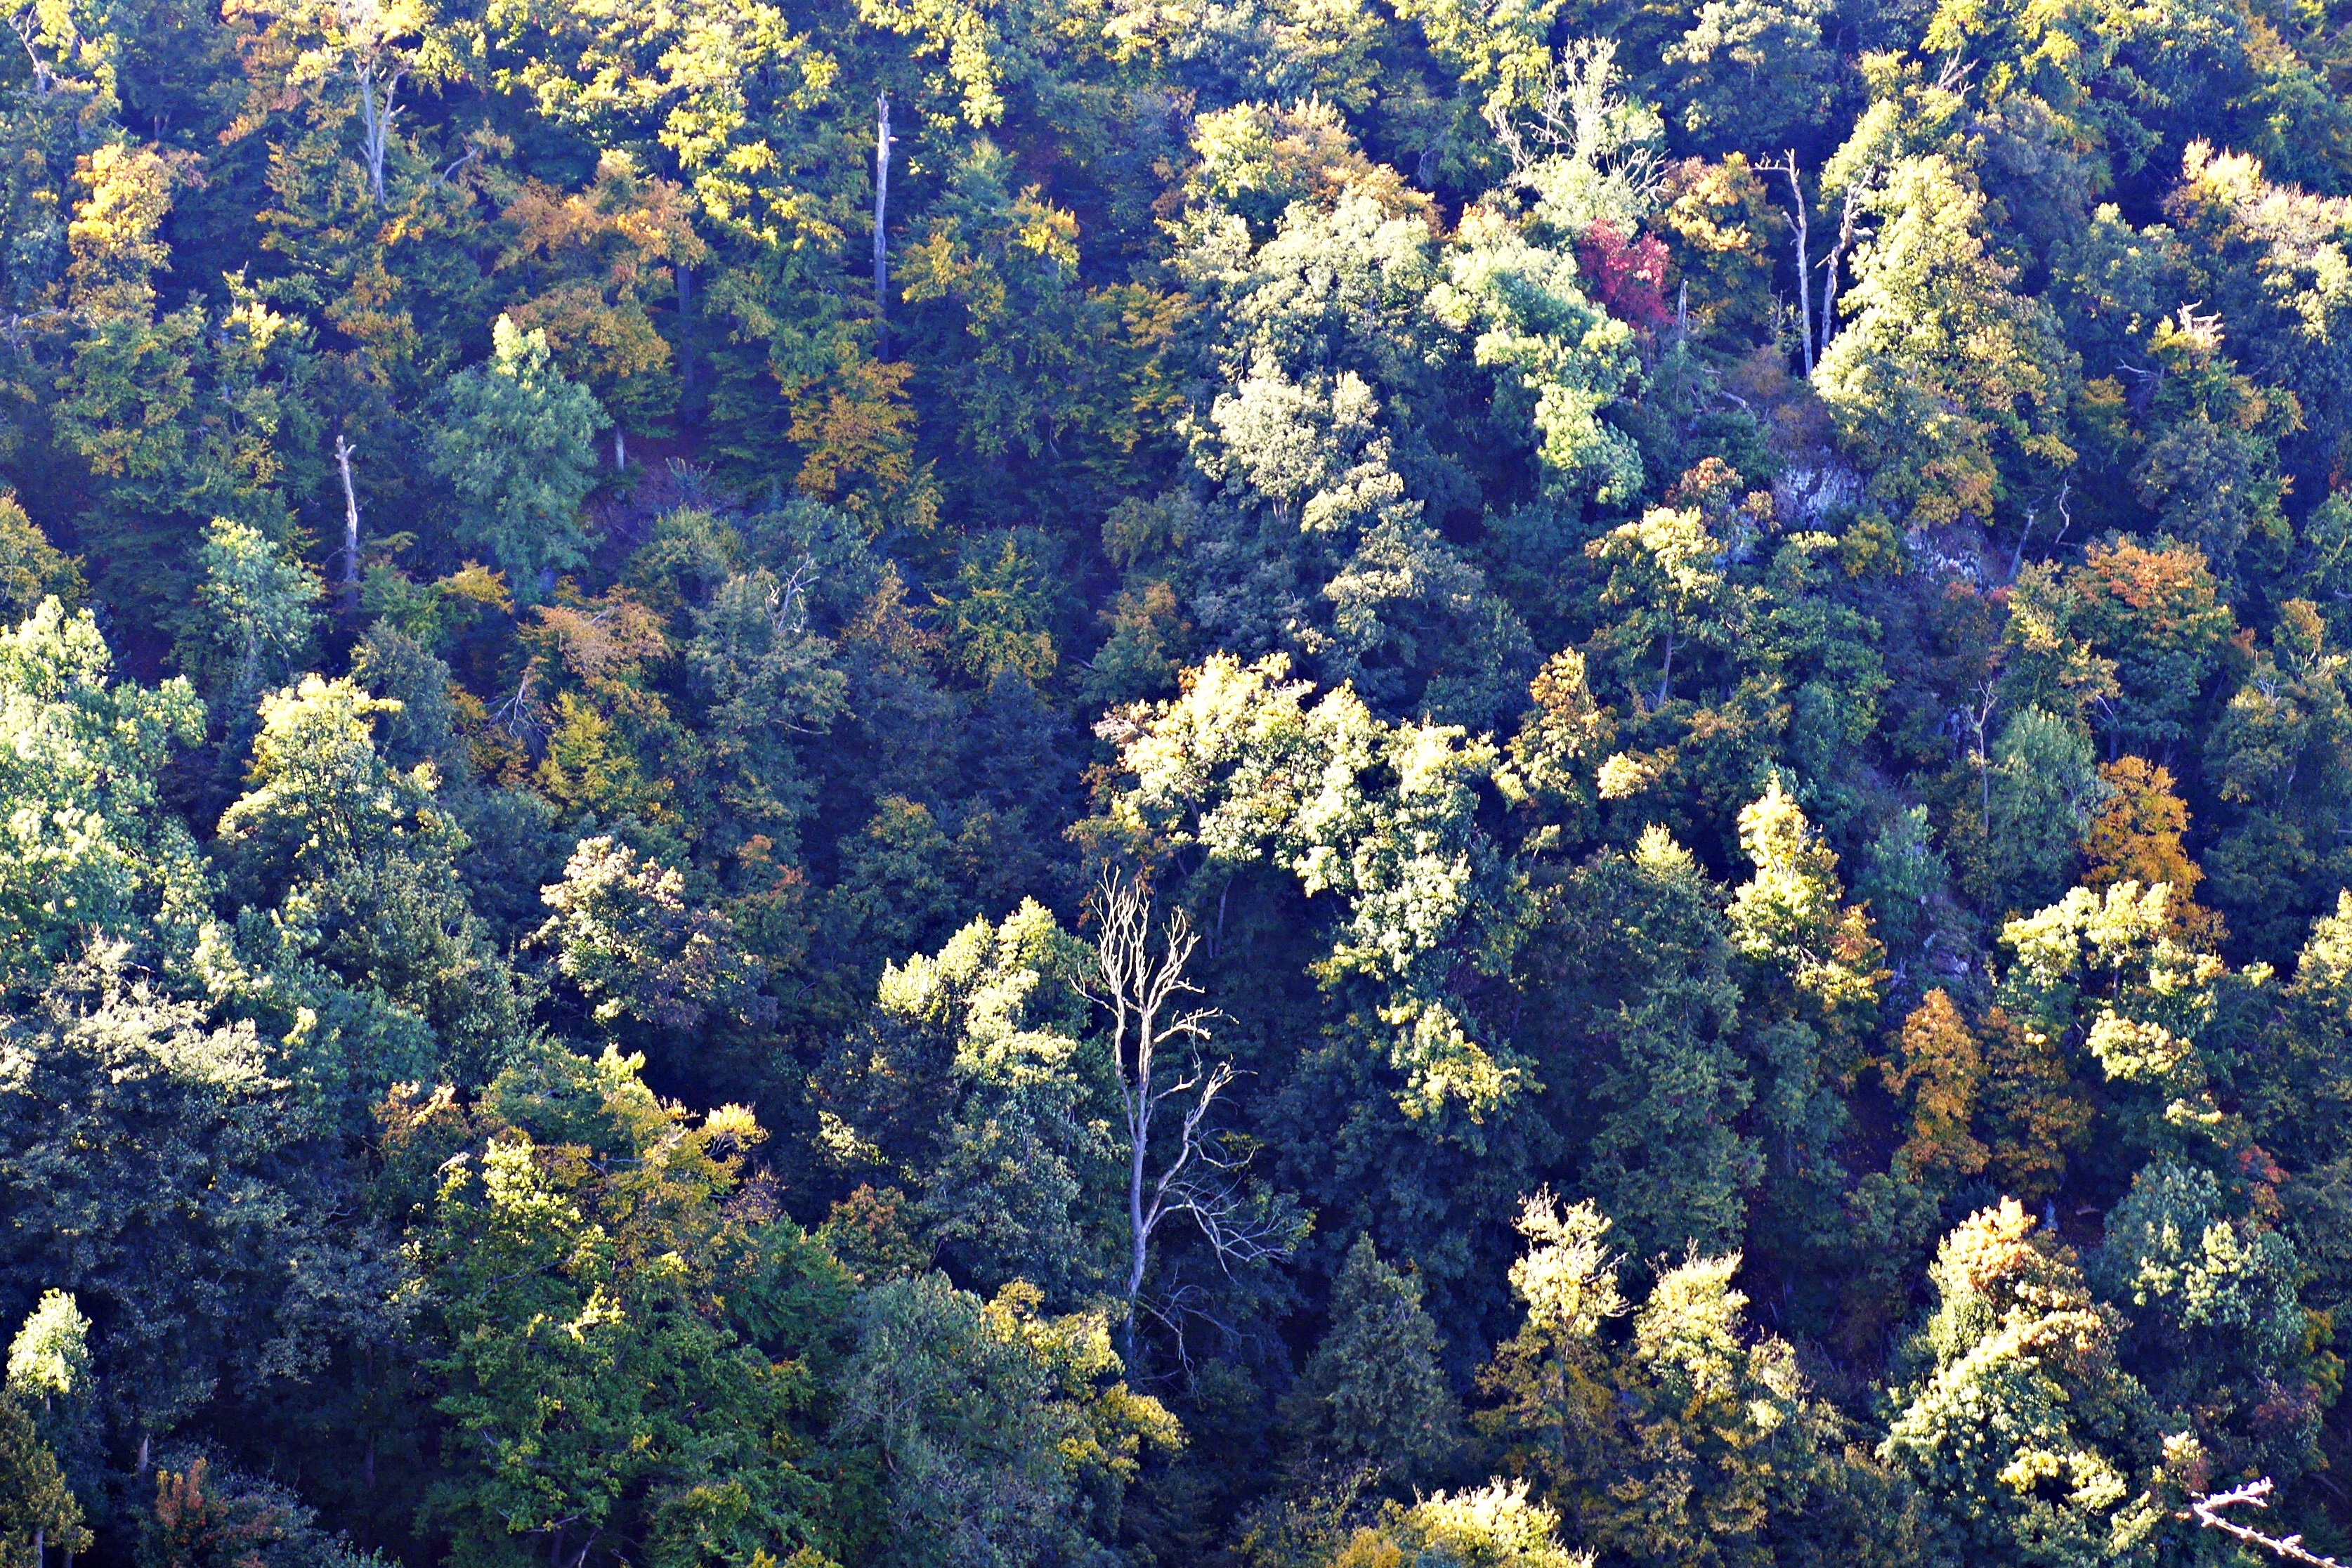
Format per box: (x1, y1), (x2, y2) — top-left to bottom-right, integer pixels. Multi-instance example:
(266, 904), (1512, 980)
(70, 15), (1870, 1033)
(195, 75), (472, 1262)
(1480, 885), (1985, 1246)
(815, 901), (1119, 1302)
(0, 601), (205, 998)
(0, 948), (385, 1446)
(174, 517), (325, 731)
(0, 1392), (88, 1568)
(1977, 707), (2113, 916)
(1293, 1236), (1462, 1489)
(212, 676), (533, 1116)
(533, 836), (767, 1033)
(1475, 1191), (1624, 1508)
(1882, 1201), (2169, 1567)
(409, 1045), (846, 1568)
(6, 1290), (98, 1520)
(1816, 155), (2077, 527)
(2089, 1161), (2323, 1483)
(426, 315), (608, 599)
(0, 496), (81, 620)
(832, 1272), (1179, 1568)
(1326, 1480), (1584, 1568)
(1541, 829), (1760, 1262)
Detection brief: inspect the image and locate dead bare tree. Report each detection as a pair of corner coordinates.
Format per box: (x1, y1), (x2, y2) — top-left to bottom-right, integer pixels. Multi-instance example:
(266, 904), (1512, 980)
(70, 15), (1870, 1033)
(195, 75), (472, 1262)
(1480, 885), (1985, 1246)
(2192, 1478), (2348, 1566)
(873, 91), (894, 358)
(1758, 152), (1814, 377)
(334, 0), (412, 208)
(1079, 871), (1294, 1358)
(334, 431), (362, 611)
(1758, 150), (1874, 374)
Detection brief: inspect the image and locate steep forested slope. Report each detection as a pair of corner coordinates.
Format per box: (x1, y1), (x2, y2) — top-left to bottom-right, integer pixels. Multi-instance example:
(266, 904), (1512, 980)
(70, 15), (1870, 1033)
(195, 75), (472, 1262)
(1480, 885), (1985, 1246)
(3, 0), (2352, 1562)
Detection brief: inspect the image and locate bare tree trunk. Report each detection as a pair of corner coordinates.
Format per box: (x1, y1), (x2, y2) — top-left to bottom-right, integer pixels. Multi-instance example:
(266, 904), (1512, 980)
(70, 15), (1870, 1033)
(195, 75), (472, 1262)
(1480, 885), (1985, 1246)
(1082, 872), (1291, 1368)
(1764, 152), (1813, 378)
(335, 433), (361, 612)
(1818, 183), (1862, 363)
(353, 63), (404, 207)
(874, 92), (893, 358)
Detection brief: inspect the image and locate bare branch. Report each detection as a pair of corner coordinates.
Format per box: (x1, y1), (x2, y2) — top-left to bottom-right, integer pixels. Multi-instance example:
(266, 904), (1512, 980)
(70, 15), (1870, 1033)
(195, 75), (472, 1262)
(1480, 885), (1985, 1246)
(1080, 870), (1294, 1363)
(2190, 1479), (2347, 1567)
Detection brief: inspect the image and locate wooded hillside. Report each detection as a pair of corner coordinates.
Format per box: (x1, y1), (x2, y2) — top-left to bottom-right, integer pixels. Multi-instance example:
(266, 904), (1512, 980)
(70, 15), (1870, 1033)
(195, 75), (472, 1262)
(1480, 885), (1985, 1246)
(1, 0), (2351, 1562)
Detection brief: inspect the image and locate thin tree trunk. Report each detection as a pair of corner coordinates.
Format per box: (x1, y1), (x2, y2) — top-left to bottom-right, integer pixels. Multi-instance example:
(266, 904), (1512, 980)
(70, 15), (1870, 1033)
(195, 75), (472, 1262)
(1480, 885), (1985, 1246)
(874, 92), (892, 357)
(1768, 152), (1813, 378)
(1819, 183), (1860, 364)
(335, 433), (361, 612)
(355, 65), (403, 207)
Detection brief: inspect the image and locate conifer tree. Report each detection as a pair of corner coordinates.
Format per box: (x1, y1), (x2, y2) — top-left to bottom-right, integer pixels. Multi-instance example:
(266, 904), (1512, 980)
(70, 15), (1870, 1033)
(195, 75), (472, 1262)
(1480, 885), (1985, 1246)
(1294, 1236), (1462, 1489)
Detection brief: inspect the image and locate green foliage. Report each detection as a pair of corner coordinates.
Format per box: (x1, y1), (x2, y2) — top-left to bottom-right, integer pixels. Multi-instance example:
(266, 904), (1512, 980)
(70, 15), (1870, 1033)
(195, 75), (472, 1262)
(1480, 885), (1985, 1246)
(832, 1272), (1178, 1568)
(177, 517), (325, 726)
(0, 601), (205, 997)
(816, 901), (1118, 1300)
(1882, 1201), (2170, 1567)
(428, 317), (608, 599)
(0, 949), (385, 1437)
(1817, 156), (2077, 527)
(0, 1391), (89, 1567)
(4, 0), (2352, 1560)
(407, 1046), (845, 1568)
(1293, 1236), (1462, 1488)
(6, 1291), (89, 1403)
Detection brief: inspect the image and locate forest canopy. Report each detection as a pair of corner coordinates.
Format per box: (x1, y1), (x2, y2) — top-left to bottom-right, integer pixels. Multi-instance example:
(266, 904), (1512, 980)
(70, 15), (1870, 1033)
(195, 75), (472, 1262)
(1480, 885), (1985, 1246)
(5, 0), (2352, 1562)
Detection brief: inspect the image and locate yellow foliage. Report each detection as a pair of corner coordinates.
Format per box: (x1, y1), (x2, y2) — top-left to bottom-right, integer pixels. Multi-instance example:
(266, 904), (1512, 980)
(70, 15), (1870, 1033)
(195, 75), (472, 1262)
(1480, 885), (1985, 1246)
(1883, 990), (1989, 1184)
(68, 143), (181, 318)
(2081, 757), (2226, 948)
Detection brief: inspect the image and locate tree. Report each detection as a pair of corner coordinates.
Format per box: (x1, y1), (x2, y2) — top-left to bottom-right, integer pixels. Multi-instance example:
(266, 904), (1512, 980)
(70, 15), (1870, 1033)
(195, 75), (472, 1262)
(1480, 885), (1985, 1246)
(1883, 991), (1990, 1187)
(816, 900), (1121, 1302)
(1977, 707), (2113, 916)
(1815, 155), (2077, 526)
(2202, 601), (2352, 957)
(6, 1290), (98, 1519)
(426, 315), (608, 600)
(207, 673), (534, 1114)
(1326, 1480), (1586, 1568)
(407, 1045), (845, 1568)
(1725, 778), (1885, 1292)
(533, 837), (767, 1033)
(1079, 872), (1292, 1345)
(831, 1272), (1179, 1568)
(137, 1452), (379, 1568)
(1661, 0), (1836, 156)
(1097, 653), (1529, 1126)
(498, 152), (706, 453)
(1475, 1191), (1623, 1509)
(1292, 1235), (1461, 1489)
(0, 601), (205, 998)
(2089, 1161), (2322, 1484)
(0, 1392), (87, 1568)
(174, 518), (324, 731)
(1544, 829), (1760, 1263)
(0, 496), (81, 620)
(1882, 1201), (2168, 1567)
(0, 948), (387, 1446)
(1595, 1250), (1867, 1568)
(2064, 541), (2235, 759)
(2082, 757), (2223, 945)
